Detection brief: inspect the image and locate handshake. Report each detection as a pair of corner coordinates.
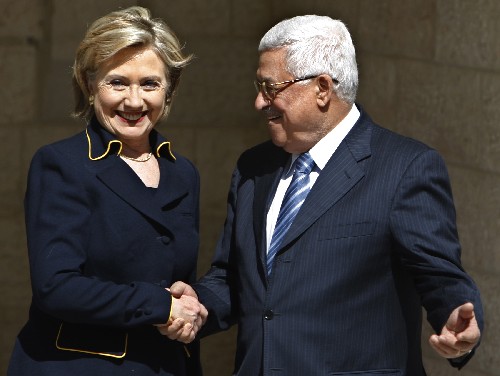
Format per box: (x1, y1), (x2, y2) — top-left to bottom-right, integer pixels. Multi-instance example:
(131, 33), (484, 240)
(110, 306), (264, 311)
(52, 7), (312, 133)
(155, 281), (208, 344)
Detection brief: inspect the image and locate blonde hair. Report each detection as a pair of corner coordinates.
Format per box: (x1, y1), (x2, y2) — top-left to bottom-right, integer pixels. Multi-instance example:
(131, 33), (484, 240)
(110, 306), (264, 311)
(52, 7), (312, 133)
(72, 6), (192, 120)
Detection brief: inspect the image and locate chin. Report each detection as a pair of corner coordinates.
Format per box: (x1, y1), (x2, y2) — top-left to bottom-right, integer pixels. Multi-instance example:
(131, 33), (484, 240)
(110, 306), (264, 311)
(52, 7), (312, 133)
(270, 136), (286, 148)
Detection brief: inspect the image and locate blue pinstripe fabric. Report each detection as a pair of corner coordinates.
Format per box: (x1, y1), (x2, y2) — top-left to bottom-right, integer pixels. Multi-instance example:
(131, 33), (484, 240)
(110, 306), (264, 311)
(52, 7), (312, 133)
(267, 152), (315, 275)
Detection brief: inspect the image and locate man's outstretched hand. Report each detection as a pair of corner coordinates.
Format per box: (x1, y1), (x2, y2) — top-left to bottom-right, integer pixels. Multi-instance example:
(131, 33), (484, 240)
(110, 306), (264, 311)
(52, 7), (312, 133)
(429, 302), (480, 359)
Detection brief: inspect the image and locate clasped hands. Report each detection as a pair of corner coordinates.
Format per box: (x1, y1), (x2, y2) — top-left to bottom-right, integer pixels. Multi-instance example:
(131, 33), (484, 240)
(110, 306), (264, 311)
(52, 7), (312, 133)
(156, 282), (206, 344)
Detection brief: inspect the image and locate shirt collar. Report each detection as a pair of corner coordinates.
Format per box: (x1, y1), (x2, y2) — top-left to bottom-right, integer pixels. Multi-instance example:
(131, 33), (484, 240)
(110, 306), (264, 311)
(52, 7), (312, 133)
(287, 104), (360, 174)
(85, 116), (176, 161)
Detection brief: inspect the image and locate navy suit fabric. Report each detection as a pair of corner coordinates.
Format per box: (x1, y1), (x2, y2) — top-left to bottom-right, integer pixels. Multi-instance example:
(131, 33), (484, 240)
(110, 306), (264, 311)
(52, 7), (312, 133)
(8, 118), (202, 375)
(195, 106), (483, 376)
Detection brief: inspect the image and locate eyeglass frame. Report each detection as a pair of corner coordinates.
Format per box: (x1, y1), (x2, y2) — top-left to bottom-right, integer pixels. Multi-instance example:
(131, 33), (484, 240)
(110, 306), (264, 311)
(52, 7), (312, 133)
(254, 75), (320, 101)
(253, 74), (339, 101)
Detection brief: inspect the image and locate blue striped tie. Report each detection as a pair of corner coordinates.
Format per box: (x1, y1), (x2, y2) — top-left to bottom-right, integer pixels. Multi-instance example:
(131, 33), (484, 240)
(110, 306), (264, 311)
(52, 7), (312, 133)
(267, 152), (315, 275)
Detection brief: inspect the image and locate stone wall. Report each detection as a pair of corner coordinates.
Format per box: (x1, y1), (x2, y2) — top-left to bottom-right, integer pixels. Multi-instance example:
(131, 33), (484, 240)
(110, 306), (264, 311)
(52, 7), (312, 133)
(0, 1), (498, 375)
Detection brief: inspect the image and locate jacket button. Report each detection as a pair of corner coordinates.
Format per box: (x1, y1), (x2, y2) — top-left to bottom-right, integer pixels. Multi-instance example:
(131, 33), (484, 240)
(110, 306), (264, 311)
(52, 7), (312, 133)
(160, 236), (171, 245)
(263, 310), (274, 320)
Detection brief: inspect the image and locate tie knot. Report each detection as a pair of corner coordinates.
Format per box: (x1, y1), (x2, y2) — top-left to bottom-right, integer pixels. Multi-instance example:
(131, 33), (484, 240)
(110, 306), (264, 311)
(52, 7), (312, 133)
(294, 152), (315, 174)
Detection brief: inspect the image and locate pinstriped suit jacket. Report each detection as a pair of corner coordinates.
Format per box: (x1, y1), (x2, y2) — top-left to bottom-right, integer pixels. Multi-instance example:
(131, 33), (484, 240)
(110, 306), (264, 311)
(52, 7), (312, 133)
(195, 106), (483, 376)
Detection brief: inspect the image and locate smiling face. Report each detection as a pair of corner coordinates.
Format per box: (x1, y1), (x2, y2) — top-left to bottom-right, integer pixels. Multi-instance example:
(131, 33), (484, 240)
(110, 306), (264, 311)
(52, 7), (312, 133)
(89, 46), (168, 146)
(255, 48), (333, 154)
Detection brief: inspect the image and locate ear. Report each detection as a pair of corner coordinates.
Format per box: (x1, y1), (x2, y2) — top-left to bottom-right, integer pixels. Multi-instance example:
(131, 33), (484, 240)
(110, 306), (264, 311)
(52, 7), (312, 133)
(315, 75), (334, 108)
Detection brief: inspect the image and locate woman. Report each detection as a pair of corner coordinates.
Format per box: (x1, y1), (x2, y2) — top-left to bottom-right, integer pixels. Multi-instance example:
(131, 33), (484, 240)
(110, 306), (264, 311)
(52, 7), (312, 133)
(8, 6), (205, 375)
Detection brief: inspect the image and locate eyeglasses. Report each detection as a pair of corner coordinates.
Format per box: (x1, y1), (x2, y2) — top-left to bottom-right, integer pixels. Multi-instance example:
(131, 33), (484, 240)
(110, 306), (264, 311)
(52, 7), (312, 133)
(254, 75), (318, 101)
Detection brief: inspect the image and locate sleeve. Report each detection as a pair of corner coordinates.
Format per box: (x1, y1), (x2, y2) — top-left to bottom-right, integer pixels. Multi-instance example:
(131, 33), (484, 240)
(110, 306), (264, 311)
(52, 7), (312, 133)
(389, 149), (483, 367)
(25, 145), (172, 327)
(193, 167), (240, 336)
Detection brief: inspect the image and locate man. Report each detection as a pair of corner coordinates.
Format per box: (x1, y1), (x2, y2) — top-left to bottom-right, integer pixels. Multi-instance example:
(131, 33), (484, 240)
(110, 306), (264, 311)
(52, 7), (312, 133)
(164, 15), (483, 375)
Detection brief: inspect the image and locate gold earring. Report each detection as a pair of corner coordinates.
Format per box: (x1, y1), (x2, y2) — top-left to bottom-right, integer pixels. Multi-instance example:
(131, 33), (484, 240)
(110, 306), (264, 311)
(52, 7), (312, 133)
(89, 95), (94, 106)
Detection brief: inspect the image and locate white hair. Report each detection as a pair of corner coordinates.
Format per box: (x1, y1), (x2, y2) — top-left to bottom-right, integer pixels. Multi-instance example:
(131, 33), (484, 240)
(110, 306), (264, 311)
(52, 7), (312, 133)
(259, 15), (358, 104)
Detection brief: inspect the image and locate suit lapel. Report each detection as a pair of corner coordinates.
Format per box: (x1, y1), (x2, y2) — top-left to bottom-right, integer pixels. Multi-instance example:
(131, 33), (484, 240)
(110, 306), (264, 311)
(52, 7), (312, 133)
(96, 156), (188, 230)
(279, 118), (372, 250)
(253, 146), (289, 274)
(156, 158), (190, 209)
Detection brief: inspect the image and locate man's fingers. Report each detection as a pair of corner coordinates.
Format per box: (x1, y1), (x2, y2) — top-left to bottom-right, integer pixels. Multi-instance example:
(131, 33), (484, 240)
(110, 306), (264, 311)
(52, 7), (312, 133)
(157, 318), (185, 338)
(458, 303), (475, 320)
(177, 323), (196, 344)
(169, 281), (198, 299)
(169, 281), (188, 298)
(429, 335), (472, 358)
(456, 322), (480, 343)
(200, 303), (208, 325)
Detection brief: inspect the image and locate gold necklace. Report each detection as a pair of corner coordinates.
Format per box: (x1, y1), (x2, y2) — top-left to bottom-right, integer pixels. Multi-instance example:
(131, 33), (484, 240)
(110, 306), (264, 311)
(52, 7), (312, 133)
(119, 152), (153, 162)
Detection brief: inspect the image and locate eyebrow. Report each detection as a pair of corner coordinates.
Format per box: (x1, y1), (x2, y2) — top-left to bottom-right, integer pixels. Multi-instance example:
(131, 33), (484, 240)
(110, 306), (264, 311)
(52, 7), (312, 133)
(141, 75), (164, 81)
(255, 76), (275, 83)
(103, 74), (164, 81)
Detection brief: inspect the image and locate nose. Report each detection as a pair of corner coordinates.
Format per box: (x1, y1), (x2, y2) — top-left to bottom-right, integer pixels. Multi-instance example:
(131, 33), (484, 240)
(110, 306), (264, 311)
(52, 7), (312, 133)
(124, 85), (144, 108)
(254, 90), (270, 111)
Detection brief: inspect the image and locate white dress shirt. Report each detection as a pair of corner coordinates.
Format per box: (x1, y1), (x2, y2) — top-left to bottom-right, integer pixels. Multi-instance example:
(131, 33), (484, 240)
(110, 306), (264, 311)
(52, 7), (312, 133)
(265, 105), (361, 252)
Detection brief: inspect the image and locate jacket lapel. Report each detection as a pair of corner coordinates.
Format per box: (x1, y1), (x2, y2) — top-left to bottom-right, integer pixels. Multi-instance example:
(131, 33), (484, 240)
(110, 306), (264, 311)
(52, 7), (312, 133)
(253, 145), (289, 274)
(156, 158), (190, 209)
(86, 120), (187, 231)
(96, 157), (188, 230)
(279, 117), (372, 250)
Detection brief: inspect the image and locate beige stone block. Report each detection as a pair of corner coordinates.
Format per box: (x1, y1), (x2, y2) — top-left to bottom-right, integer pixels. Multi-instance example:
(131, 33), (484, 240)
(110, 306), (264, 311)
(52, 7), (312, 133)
(157, 125), (197, 164)
(0, 128), (23, 215)
(478, 72), (500, 174)
(40, 59), (75, 123)
(144, 0), (231, 38)
(308, 0), (359, 30)
(269, 0), (359, 24)
(167, 37), (262, 129)
(423, 356), (489, 376)
(268, 0), (313, 21)
(469, 270), (500, 373)
(436, 0), (500, 71)
(1, 250), (30, 306)
(200, 327), (237, 376)
(392, 61), (500, 172)
(0, 215), (26, 266)
(51, 0), (137, 60)
(448, 166), (500, 274)
(357, 53), (398, 129)
(358, 0), (435, 59)
(0, 46), (36, 124)
(232, 2), (274, 38)
(0, 0), (43, 39)
(207, 0), (363, 43)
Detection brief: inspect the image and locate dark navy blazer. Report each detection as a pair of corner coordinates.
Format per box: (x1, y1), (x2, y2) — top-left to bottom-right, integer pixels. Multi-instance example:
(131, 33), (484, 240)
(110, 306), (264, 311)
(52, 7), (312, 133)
(8, 118), (201, 375)
(195, 106), (483, 376)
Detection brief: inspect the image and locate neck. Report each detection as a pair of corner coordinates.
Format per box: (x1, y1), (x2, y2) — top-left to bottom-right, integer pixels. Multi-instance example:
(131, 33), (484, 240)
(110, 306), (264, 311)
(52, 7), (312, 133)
(120, 140), (151, 158)
(328, 101), (352, 128)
